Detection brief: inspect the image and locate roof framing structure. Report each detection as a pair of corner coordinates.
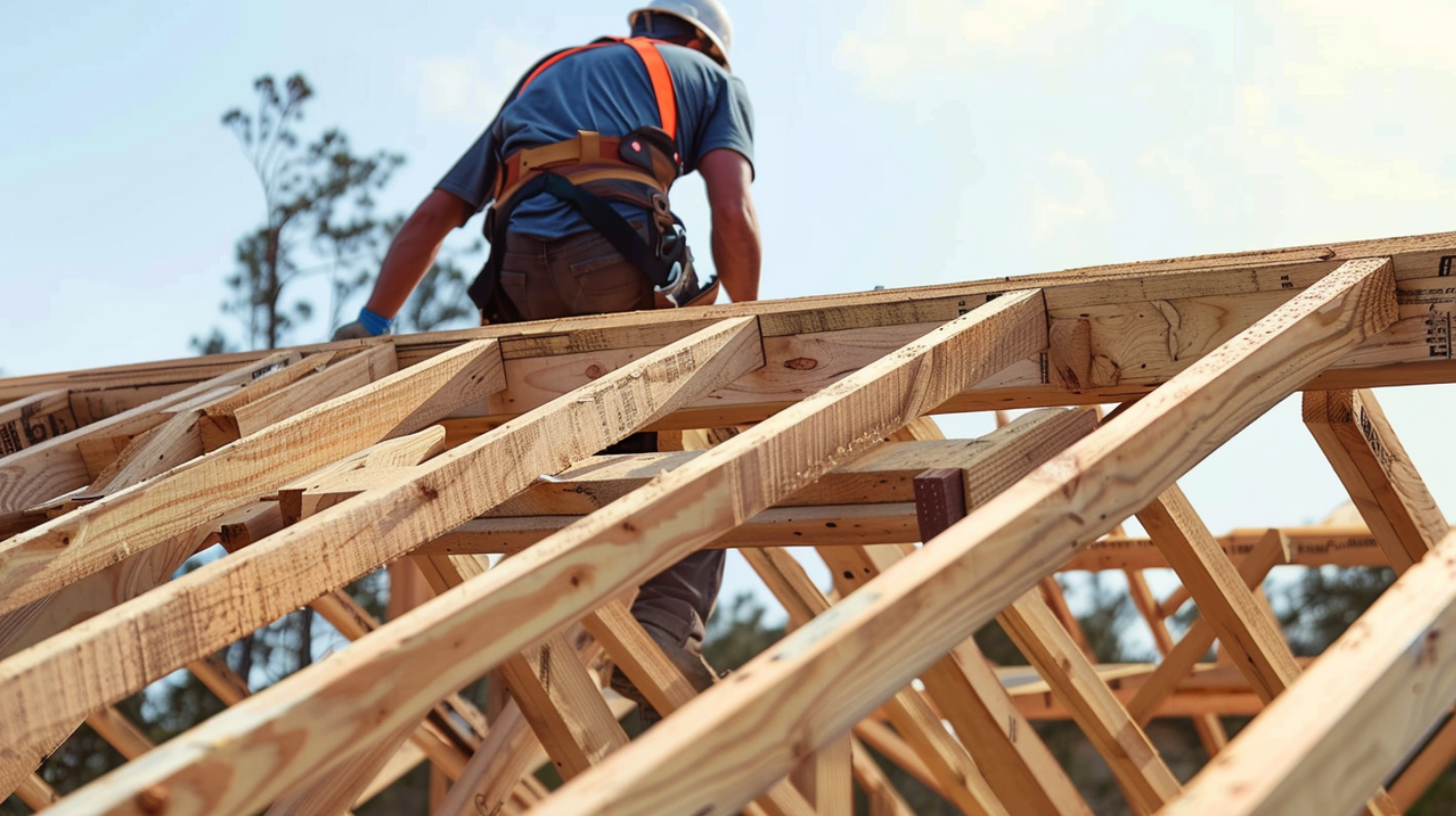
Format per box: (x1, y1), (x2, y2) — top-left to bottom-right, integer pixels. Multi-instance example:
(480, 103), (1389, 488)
(0, 230), (1452, 816)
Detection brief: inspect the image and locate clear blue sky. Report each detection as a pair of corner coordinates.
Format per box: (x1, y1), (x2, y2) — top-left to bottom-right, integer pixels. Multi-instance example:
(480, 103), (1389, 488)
(2, 0), (1453, 622)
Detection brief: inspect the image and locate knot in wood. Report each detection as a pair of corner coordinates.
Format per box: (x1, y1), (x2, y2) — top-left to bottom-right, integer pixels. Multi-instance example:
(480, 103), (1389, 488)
(585, 364), (607, 379)
(136, 786), (170, 814)
(783, 357), (818, 371)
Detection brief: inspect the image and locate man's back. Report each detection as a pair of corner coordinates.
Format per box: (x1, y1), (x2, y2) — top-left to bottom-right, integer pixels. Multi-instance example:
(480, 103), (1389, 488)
(437, 40), (754, 239)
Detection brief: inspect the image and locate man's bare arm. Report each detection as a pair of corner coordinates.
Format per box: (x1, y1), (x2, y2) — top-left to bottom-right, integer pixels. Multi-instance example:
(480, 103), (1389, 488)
(364, 189), (473, 318)
(698, 149), (761, 303)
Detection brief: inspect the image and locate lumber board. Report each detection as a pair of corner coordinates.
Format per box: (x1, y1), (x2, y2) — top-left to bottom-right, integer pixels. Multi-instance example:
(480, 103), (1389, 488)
(925, 461), (1177, 815)
(999, 592), (1182, 814)
(1305, 388), (1449, 574)
(1137, 487), (1301, 705)
(30, 295), (1043, 816)
(0, 340), (492, 617)
(849, 738), (916, 816)
(792, 735), (852, 816)
(427, 503), (921, 554)
(744, 546), (1010, 816)
(0, 317), (765, 808)
(195, 351), (337, 452)
(1064, 524), (1383, 571)
(1160, 528), (1456, 816)
(0, 390), (76, 456)
(233, 343), (398, 438)
(1126, 529), (1289, 725)
(0, 351), (297, 515)
(0, 340), (506, 794)
(915, 464), (1179, 815)
(812, 411), (1098, 816)
(1124, 569), (1228, 755)
(507, 257), (1396, 816)
(4, 233), (1453, 430)
(580, 600), (820, 816)
(15, 773), (60, 810)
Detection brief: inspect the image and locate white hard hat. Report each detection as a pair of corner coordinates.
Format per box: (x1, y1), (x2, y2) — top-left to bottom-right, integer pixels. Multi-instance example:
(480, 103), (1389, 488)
(628, 0), (733, 69)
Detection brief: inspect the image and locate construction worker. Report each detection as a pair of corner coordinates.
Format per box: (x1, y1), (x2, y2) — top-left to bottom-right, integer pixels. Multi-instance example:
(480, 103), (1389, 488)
(336, 0), (760, 722)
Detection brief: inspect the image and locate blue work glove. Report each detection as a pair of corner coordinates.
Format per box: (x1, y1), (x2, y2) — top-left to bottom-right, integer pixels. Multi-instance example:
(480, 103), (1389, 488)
(332, 307), (393, 341)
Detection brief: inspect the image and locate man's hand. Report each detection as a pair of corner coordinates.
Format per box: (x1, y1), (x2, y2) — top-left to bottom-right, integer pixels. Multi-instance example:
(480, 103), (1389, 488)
(698, 149), (761, 303)
(332, 321), (375, 341)
(332, 306), (394, 341)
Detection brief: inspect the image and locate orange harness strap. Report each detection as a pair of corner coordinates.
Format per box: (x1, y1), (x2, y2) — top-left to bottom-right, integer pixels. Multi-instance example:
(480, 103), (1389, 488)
(515, 37), (678, 139)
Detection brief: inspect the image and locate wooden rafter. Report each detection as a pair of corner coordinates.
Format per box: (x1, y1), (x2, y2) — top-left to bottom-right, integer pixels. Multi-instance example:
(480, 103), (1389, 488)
(3, 232), (1454, 815)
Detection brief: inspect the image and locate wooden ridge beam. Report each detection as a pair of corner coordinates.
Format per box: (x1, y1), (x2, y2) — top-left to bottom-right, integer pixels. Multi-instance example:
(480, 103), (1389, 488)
(511, 256), (1396, 816)
(1304, 388), (1449, 574)
(1160, 527), (1456, 816)
(33, 293), (1045, 816)
(0, 340), (488, 617)
(4, 234), (1452, 425)
(0, 316), (766, 807)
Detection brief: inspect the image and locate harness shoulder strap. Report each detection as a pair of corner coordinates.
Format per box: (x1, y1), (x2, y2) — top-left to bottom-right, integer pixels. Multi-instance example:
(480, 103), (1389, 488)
(513, 37), (677, 140)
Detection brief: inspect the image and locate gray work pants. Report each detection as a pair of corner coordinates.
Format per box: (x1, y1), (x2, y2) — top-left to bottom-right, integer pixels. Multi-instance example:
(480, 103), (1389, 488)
(494, 227), (725, 647)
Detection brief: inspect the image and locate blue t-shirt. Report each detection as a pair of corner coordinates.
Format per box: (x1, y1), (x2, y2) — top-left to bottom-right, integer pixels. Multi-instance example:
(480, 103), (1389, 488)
(437, 40), (755, 239)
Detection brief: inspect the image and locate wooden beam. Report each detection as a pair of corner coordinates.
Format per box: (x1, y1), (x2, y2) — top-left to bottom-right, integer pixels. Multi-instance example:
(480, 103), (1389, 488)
(510, 256), (1396, 816)
(1159, 528), (1456, 816)
(792, 735), (853, 816)
(1137, 488), (1300, 705)
(1, 316), (766, 807)
(15, 773), (61, 811)
(0, 340), (487, 616)
(580, 600), (820, 816)
(742, 546), (1009, 816)
(0, 390), (76, 457)
(5, 233), (1452, 425)
(849, 737), (916, 816)
(1063, 523), (1383, 572)
(916, 467), (1181, 815)
(1124, 568), (1228, 755)
(1125, 529), (1288, 725)
(818, 412), (1104, 816)
(31, 295), (1043, 816)
(1304, 388), (1449, 573)
(232, 344), (398, 439)
(1389, 713), (1456, 811)
(0, 352), (297, 515)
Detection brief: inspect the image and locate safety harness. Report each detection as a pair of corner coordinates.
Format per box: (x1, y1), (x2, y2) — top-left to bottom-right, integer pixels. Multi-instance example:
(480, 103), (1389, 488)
(467, 36), (718, 322)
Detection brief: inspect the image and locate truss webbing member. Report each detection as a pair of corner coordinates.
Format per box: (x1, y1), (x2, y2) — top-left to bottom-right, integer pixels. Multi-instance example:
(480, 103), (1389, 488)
(334, 0), (761, 722)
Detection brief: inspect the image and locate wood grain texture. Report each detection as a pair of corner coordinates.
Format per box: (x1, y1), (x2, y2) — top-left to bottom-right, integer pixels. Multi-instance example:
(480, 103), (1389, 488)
(1125, 530), (1289, 725)
(2, 318), (763, 810)
(0, 352), (297, 515)
(0, 340), (503, 795)
(509, 257), (1395, 816)
(1139, 487), (1301, 706)
(233, 344), (399, 438)
(1305, 388), (1449, 574)
(1160, 528), (1456, 816)
(742, 546), (1009, 816)
(32, 297), (1041, 816)
(0, 390), (76, 457)
(0, 341), (483, 616)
